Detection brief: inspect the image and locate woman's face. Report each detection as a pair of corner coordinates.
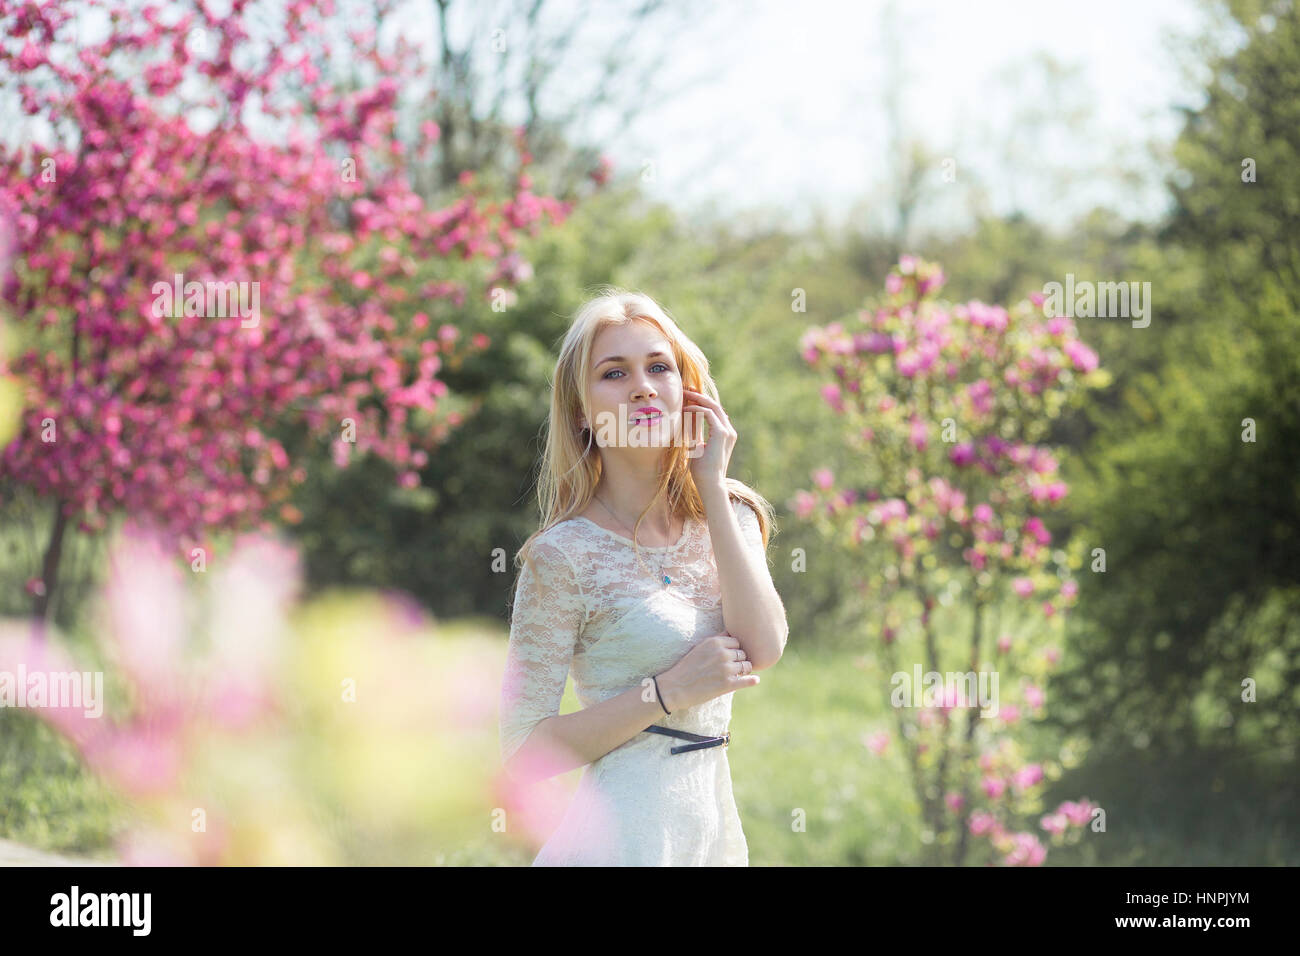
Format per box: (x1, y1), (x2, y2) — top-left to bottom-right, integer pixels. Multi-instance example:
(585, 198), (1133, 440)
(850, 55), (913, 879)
(584, 320), (683, 452)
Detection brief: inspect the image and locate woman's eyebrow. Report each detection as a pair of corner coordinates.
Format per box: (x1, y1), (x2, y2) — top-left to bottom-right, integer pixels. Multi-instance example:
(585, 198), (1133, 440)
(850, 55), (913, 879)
(593, 350), (670, 370)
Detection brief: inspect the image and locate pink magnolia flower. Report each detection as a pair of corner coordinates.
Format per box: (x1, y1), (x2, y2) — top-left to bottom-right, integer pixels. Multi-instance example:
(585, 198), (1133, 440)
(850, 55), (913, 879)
(1013, 577), (1034, 598)
(982, 776), (1007, 799)
(1060, 800), (1095, 826)
(1064, 339), (1099, 373)
(794, 491), (817, 519)
(909, 418), (928, 451)
(969, 810), (996, 836)
(1023, 516), (1050, 544)
(1040, 812), (1067, 835)
(1012, 764), (1044, 791)
(1003, 832), (1047, 866)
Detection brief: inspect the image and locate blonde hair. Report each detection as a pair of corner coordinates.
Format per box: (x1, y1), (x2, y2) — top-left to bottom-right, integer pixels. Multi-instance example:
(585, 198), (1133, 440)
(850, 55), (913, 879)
(514, 286), (776, 577)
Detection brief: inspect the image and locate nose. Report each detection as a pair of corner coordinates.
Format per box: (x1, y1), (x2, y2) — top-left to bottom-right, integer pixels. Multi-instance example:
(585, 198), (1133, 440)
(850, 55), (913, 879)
(629, 375), (657, 403)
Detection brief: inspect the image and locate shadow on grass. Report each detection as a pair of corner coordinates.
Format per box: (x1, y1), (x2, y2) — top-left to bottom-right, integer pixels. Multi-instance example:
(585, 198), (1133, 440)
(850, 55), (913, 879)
(1045, 742), (1299, 865)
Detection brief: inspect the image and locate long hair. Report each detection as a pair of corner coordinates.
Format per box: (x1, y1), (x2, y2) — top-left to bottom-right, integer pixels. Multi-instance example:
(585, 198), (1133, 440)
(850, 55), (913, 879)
(514, 286), (776, 579)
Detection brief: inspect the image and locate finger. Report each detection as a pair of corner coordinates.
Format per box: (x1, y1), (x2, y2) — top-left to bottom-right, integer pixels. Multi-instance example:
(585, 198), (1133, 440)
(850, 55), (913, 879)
(683, 388), (732, 429)
(684, 406), (705, 444)
(717, 634), (741, 647)
(690, 404), (723, 436)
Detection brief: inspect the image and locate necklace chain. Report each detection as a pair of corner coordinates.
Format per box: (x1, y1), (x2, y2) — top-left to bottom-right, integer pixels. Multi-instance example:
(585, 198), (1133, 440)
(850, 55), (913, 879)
(592, 493), (676, 587)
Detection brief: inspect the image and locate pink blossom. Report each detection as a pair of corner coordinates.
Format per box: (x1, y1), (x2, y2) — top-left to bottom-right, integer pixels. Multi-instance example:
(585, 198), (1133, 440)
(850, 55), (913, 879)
(909, 417), (928, 451)
(1023, 684), (1045, 709)
(1003, 832), (1047, 866)
(794, 490), (817, 519)
(1013, 577), (1034, 598)
(1064, 339), (1099, 373)
(813, 468), (834, 490)
(969, 810), (996, 836)
(864, 731), (890, 755)
(950, 442), (975, 466)
(1023, 516), (1050, 544)
(996, 634), (1012, 654)
(1060, 800), (1095, 826)
(982, 776), (1006, 799)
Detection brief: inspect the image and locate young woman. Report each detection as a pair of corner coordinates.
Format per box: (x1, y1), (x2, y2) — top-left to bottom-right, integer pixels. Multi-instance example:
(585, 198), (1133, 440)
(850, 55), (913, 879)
(499, 287), (789, 866)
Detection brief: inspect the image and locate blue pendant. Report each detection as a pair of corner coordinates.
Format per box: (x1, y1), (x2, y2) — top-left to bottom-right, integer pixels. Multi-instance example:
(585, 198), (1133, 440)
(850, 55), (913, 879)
(663, 575), (671, 585)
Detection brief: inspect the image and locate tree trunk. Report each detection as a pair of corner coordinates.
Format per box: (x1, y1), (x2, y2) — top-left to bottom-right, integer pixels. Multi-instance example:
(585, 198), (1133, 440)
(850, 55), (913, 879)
(33, 496), (69, 626)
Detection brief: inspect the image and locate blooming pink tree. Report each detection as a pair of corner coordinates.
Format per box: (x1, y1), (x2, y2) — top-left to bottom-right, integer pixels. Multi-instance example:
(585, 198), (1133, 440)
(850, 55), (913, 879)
(0, 0), (578, 618)
(799, 256), (1106, 865)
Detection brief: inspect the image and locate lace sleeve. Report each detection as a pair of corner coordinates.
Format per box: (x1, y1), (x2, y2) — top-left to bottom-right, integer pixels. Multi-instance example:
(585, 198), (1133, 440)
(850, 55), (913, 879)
(499, 538), (588, 769)
(732, 497), (767, 563)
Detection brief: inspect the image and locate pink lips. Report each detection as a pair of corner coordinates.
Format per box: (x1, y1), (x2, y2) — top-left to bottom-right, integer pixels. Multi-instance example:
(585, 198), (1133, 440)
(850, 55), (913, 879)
(631, 406), (663, 424)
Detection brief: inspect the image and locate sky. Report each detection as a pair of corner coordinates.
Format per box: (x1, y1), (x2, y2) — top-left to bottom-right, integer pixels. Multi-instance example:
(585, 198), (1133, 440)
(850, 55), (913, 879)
(593, 0), (1222, 234)
(25, 0), (1228, 237)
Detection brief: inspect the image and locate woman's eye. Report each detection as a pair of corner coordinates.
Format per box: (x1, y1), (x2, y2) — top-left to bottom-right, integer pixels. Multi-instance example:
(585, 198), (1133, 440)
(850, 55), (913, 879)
(604, 363), (672, 379)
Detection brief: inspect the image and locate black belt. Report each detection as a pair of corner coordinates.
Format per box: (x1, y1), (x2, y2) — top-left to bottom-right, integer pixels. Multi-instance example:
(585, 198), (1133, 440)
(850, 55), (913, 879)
(643, 724), (730, 755)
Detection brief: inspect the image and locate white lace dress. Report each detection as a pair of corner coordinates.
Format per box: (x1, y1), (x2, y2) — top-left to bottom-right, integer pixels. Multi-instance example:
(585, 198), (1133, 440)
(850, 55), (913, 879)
(500, 496), (766, 866)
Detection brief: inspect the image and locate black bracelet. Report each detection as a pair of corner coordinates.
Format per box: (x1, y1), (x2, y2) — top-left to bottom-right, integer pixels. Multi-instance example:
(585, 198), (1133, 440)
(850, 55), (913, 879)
(652, 675), (671, 715)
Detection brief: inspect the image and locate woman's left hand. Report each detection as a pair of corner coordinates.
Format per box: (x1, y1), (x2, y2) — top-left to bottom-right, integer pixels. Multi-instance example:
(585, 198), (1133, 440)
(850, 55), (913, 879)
(682, 387), (737, 490)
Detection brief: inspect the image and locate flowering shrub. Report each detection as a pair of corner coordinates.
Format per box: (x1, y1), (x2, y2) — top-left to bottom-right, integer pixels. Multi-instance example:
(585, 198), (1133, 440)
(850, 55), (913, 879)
(798, 256), (1107, 864)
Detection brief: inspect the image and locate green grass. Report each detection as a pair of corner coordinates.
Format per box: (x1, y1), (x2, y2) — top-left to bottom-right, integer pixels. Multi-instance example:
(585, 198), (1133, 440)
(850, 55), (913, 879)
(0, 708), (126, 859)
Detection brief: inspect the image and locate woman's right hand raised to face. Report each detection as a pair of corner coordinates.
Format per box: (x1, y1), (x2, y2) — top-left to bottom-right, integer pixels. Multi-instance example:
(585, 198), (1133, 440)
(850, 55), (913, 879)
(656, 634), (759, 713)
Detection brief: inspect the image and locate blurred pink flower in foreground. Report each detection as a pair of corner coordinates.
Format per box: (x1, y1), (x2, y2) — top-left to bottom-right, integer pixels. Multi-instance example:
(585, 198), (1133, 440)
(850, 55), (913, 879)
(1, 518), (516, 864)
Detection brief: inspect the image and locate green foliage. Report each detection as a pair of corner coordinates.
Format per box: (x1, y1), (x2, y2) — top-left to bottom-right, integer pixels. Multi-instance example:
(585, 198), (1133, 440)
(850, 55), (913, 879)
(0, 708), (125, 856)
(1055, 0), (1300, 757)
